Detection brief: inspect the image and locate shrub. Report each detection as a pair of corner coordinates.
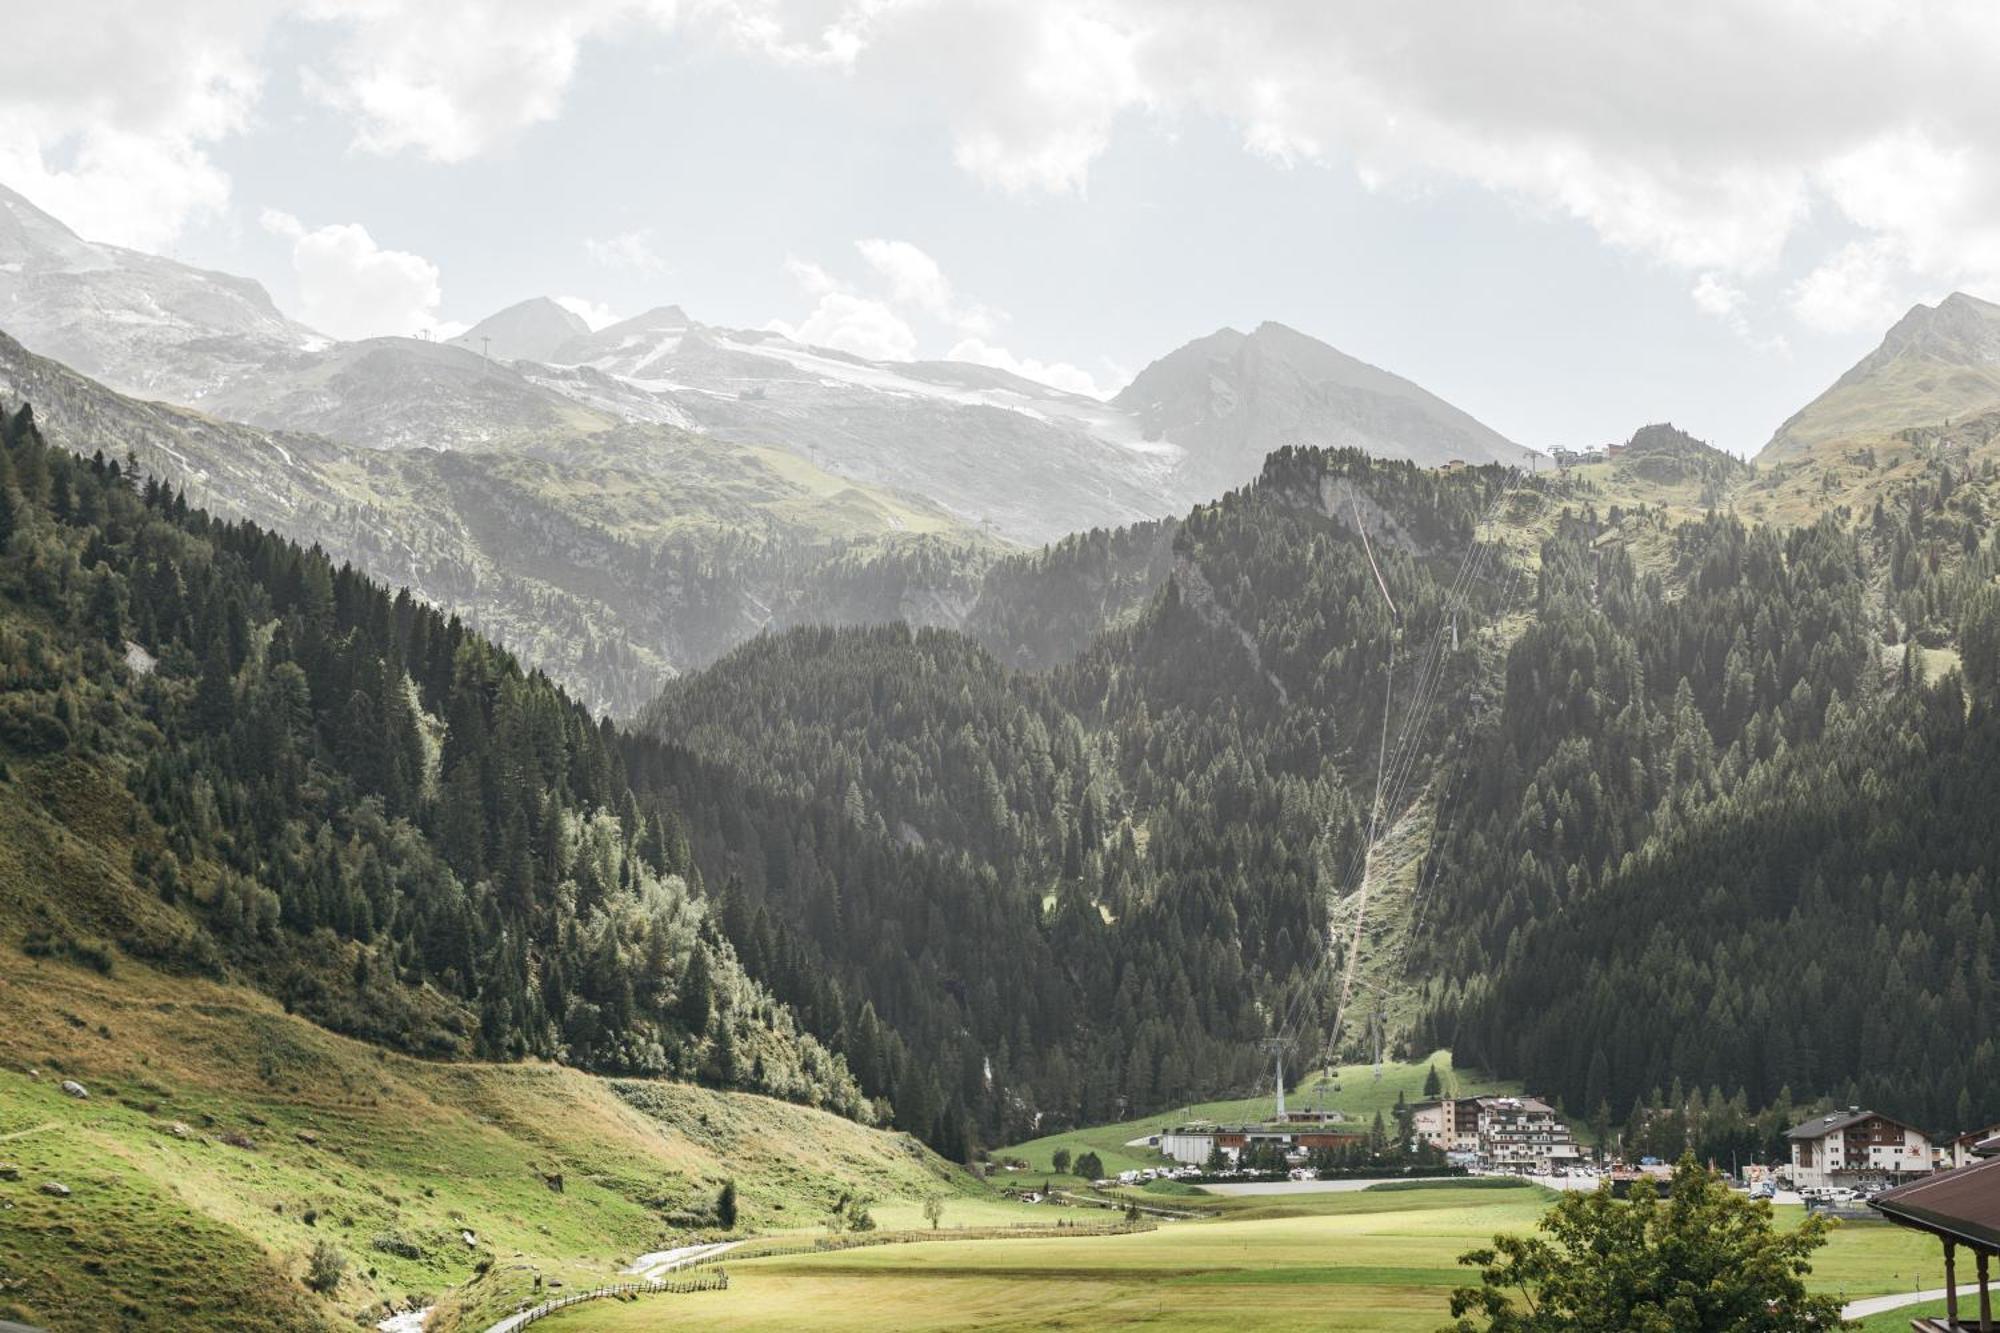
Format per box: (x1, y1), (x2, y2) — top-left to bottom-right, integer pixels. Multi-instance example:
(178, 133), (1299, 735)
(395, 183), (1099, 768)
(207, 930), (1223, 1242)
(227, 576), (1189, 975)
(304, 1241), (346, 1294)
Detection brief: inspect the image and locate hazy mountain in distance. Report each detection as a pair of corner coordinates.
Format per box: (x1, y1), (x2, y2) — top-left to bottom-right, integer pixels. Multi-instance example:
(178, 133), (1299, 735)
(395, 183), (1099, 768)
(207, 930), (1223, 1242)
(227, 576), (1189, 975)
(1761, 291), (2000, 462)
(200, 334), (626, 451)
(0, 182), (318, 402)
(0, 327), (995, 715)
(1114, 320), (1535, 499)
(0, 178), (1535, 550)
(449, 295), (592, 363)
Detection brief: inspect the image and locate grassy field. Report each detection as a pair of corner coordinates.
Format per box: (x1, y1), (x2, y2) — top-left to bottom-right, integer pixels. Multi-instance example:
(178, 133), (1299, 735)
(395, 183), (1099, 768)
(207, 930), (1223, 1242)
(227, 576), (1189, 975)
(551, 1182), (1944, 1332)
(0, 950), (977, 1332)
(995, 1050), (1520, 1179)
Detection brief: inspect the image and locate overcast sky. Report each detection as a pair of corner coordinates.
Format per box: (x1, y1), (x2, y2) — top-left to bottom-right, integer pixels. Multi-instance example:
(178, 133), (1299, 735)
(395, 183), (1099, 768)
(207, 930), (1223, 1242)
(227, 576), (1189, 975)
(7, 2), (2000, 454)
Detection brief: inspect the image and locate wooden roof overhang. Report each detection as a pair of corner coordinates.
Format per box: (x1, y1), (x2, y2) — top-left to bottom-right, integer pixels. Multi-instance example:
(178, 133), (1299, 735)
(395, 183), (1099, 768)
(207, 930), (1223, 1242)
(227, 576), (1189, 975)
(1871, 1156), (2000, 1256)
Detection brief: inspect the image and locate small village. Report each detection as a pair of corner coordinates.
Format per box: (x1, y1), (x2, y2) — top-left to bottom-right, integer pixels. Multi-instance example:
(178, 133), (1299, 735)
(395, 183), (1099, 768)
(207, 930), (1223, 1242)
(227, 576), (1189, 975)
(1135, 1095), (2000, 1204)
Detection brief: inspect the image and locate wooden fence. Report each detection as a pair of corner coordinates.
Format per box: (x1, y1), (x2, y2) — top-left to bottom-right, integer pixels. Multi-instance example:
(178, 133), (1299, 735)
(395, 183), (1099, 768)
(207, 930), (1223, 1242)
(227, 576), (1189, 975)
(729, 1218), (1155, 1263)
(501, 1268), (728, 1329)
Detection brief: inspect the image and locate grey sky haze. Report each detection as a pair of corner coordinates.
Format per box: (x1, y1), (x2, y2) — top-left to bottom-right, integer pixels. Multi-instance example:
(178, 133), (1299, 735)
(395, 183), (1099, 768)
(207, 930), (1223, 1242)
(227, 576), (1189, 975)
(6, 2), (2000, 454)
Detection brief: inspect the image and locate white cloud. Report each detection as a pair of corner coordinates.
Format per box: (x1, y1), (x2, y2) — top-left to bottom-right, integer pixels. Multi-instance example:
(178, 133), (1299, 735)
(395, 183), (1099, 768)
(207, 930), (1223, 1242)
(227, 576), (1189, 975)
(1787, 238), (1906, 336)
(1691, 270), (1788, 357)
(584, 228), (666, 273)
(855, 237), (995, 335)
(857, 239), (952, 317)
(715, 0), (2000, 326)
(296, 0), (670, 162)
(776, 237), (1103, 393)
(0, 0), (267, 248)
(948, 337), (1105, 397)
(1691, 272), (1745, 321)
(770, 291), (918, 361)
(262, 208), (445, 339)
(554, 294), (621, 330)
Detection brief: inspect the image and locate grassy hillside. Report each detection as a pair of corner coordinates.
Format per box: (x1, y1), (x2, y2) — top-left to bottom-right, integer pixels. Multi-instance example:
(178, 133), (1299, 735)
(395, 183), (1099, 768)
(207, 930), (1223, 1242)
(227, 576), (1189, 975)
(1760, 293), (2000, 465)
(0, 947), (974, 1332)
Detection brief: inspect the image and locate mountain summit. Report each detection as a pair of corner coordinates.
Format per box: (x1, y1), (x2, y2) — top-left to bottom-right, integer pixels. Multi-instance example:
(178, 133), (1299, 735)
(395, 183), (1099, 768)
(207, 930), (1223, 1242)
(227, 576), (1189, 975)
(1115, 320), (1533, 497)
(1761, 291), (2000, 461)
(0, 182), (317, 402)
(449, 296), (591, 363)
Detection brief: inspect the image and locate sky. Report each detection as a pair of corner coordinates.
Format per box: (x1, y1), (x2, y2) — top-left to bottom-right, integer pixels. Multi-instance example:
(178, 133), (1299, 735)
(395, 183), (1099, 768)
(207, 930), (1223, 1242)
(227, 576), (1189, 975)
(7, 2), (2000, 455)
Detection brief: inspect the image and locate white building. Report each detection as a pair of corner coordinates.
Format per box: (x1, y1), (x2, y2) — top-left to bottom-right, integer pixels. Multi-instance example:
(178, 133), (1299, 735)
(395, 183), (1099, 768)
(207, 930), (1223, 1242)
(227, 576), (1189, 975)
(1412, 1095), (1581, 1172)
(1785, 1109), (1932, 1189)
(1946, 1122), (2000, 1169)
(1478, 1097), (1584, 1174)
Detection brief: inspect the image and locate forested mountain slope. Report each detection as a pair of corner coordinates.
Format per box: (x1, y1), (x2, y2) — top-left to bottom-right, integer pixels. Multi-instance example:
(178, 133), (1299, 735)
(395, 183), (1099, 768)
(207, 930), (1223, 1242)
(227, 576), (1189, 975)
(639, 450), (1539, 1149)
(648, 429), (2000, 1150)
(1413, 493), (2000, 1131)
(0, 402), (863, 1117)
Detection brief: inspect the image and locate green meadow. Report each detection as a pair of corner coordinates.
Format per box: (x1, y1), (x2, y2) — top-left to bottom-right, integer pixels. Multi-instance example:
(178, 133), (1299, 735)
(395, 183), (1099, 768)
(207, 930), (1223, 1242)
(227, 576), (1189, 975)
(552, 1181), (1944, 1332)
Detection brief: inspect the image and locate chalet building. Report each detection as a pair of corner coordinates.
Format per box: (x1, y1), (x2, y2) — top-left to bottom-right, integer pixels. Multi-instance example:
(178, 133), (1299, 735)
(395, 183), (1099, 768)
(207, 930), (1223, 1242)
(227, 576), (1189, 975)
(1411, 1095), (1581, 1172)
(1949, 1123), (2000, 1169)
(1411, 1097), (1482, 1153)
(1478, 1097), (1583, 1174)
(1786, 1108), (1933, 1188)
(1156, 1124), (1364, 1166)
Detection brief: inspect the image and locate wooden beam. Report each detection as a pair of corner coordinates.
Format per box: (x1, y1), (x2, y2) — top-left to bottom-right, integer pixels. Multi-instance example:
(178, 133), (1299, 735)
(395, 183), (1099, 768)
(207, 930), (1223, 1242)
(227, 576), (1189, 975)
(1947, 1241), (1959, 1329)
(1979, 1248), (1992, 1333)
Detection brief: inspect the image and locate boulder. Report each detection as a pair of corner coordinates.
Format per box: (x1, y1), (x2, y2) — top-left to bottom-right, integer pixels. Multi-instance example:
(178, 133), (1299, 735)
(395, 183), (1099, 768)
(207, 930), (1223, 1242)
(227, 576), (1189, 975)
(0, 1162), (20, 1180)
(168, 1121), (192, 1139)
(60, 1080), (88, 1099)
(40, 1181), (71, 1197)
(296, 1129), (319, 1145)
(221, 1131), (256, 1151)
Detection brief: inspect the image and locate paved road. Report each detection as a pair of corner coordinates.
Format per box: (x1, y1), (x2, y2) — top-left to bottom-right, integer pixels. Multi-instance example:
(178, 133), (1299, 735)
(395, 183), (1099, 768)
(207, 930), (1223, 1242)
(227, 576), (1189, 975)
(1200, 1176), (1439, 1196)
(1199, 1172), (1812, 1204)
(1842, 1284), (1985, 1320)
(626, 1240), (741, 1281)
(484, 1241), (741, 1333)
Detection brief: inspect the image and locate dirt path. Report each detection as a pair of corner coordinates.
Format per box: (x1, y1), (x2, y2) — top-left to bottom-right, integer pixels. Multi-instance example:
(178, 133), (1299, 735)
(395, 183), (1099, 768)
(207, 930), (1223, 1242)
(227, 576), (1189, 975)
(0, 1121), (60, 1143)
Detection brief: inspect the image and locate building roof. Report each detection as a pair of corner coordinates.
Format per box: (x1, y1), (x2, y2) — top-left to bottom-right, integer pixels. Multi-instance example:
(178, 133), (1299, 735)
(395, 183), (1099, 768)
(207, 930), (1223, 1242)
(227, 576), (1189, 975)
(1784, 1108), (1920, 1140)
(1870, 1155), (2000, 1252)
(1950, 1122), (2000, 1149)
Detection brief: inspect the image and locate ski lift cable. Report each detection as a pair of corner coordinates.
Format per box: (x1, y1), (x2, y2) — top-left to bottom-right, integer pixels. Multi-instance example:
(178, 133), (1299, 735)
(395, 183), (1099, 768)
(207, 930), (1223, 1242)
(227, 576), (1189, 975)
(1272, 470), (1523, 1051)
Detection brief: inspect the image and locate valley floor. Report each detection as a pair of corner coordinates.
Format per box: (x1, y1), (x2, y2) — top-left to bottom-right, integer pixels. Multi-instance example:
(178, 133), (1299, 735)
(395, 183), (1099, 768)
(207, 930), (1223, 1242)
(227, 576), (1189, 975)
(547, 1183), (1944, 1332)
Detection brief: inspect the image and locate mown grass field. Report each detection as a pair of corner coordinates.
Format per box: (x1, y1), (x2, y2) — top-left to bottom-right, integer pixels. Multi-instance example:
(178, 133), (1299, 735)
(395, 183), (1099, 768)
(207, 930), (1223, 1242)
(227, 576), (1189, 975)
(552, 1181), (1945, 1332)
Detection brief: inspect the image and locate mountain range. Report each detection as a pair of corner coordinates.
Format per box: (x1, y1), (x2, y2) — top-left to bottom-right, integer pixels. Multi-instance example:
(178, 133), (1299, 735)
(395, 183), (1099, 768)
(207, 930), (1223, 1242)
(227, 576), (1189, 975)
(5, 169), (2000, 1333)
(0, 181), (1542, 711)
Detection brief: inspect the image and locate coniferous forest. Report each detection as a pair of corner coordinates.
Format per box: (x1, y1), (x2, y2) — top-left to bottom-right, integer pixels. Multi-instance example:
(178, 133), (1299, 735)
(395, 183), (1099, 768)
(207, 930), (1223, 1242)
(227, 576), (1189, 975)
(5, 390), (1999, 1163)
